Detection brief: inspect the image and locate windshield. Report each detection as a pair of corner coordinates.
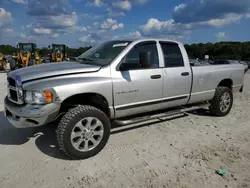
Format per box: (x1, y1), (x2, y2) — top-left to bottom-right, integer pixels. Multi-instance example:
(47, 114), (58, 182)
(19, 44), (32, 52)
(77, 40), (132, 66)
(53, 45), (64, 52)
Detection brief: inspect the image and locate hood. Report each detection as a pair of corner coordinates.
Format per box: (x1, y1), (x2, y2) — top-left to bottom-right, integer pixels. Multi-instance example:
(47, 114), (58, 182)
(8, 61), (101, 82)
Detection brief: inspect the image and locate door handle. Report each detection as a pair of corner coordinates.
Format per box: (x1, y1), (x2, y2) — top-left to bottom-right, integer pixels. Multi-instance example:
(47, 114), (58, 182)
(151, 75), (161, 79)
(181, 72), (189, 76)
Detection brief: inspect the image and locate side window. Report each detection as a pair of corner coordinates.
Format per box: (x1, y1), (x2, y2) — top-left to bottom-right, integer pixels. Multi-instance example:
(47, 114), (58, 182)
(160, 43), (184, 68)
(121, 42), (159, 70)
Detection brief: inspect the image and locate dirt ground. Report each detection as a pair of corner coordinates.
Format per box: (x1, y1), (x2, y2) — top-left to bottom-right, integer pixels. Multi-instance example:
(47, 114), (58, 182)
(0, 72), (250, 188)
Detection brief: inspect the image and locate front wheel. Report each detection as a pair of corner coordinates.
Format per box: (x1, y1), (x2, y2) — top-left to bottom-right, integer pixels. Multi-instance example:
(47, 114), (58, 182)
(209, 86), (233, 117)
(56, 105), (111, 160)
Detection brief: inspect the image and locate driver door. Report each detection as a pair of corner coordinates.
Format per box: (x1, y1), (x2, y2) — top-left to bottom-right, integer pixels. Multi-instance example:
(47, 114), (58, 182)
(111, 41), (163, 118)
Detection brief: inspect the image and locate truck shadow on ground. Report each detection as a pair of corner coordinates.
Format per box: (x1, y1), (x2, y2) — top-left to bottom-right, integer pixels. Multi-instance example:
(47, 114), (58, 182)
(188, 108), (213, 117)
(0, 111), (70, 160)
(0, 111), (187, 160)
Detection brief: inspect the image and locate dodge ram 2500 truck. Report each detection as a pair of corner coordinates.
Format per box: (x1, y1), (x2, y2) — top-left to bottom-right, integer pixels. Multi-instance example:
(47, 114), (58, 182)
(4, 39), (245, 159)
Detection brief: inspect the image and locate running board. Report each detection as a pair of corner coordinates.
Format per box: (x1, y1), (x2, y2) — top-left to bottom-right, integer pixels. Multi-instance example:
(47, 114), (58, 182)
(113, 103), (210, 126)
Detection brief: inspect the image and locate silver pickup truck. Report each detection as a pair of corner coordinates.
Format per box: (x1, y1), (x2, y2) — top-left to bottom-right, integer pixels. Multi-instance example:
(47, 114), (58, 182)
(4, 38), (245, 159)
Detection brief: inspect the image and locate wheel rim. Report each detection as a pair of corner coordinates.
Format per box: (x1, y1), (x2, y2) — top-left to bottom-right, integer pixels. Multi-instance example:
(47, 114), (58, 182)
(219, 92), (231, 112)
(70, 117), (104, 152)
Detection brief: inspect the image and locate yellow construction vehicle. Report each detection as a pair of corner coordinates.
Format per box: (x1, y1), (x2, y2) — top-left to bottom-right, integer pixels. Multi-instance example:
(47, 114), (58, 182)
(48, 43), (70, 63)
(13, 42), (40, 69)
(0, 53), (10, 72)
(0, 53), (5, 70)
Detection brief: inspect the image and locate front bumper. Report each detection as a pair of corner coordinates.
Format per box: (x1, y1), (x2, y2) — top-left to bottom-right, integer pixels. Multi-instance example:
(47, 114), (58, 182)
(4, 97), (61, 128)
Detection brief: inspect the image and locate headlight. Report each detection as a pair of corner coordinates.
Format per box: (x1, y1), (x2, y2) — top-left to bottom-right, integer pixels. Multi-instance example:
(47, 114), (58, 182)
(25, 91), (53, 104)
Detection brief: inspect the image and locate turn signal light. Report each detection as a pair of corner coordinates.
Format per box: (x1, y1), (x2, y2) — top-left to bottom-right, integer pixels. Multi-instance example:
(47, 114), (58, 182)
(43, 91), (53, 103)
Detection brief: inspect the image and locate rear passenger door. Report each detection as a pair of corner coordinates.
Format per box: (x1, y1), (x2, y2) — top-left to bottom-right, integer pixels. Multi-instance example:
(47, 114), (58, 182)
(159, 41), (192, 109)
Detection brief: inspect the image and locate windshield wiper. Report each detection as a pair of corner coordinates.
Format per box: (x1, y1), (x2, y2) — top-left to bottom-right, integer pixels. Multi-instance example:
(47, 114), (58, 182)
(78, 57), (94, 61)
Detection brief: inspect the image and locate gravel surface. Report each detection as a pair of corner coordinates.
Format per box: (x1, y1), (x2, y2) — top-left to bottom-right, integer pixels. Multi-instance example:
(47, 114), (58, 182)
(0, 71), (250, 188)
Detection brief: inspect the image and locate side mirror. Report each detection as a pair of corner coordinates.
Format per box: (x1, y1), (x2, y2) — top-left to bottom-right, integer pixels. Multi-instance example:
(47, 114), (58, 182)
(140, 52), (151, 68)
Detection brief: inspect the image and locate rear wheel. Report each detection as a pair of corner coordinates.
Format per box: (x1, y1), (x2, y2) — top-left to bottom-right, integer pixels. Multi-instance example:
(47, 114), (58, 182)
(56, 105), (111, 160)
(209, 86), (233, 116)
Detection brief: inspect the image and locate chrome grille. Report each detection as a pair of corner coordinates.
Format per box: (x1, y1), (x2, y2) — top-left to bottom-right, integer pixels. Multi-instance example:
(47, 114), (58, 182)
(7, 75), (24, 104)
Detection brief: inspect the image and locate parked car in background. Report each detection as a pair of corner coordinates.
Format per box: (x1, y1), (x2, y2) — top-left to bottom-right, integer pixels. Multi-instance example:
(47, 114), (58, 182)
(212, 60), (248, 73)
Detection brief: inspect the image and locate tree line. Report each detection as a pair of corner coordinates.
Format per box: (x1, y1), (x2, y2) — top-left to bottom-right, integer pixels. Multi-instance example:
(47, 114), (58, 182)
(184, 41), (250, 61)
(1, 41), (250, 60)
(0, 45), (92, 57)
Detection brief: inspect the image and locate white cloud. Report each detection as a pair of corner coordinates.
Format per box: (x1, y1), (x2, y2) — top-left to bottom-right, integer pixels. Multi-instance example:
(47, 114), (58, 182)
(111, 23), (124, 30)
(140, 18), (175, 34)
(27, 0), (71, 16)
(100, 18), (124, 30)
(26, 0), (78, 37)
(140, 14), (245, 37)
(138, 0), (250, 40)
(76, 26), (88, 32)
(202, 13), (243, 27)
(111, 30), (142, 41)
(128, 31), (142, 37)
(107, 8), (125, 17)
(174, 4), (186, 12)
(93, 0), (102, 7)
(33, 28), (53, 35)
(86, 0), (104, 7)
(112, 1), (132, 10)
(9, 0), (28, 4)
(135, 0), (148, 4)
(79, 35), (96, 44)
(215, 32), (226, 39)
(20, 33), (38, 41)
(172, 0), (250, 24)
(37, 12), (78, 29)
(3, 28), (13, 32)
(51, 33), (59, 38)
(0, 8), (13, 28)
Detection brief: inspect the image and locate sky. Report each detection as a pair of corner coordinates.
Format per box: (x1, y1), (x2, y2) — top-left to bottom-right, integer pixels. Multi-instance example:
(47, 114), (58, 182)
(0, 0), (250, 48)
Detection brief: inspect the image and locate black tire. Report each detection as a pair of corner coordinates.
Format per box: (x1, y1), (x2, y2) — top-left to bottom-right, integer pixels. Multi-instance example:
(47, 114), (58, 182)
(209, 86), (233, 117)
(9, 59), (16, 71)
(56, 105), (111, 160)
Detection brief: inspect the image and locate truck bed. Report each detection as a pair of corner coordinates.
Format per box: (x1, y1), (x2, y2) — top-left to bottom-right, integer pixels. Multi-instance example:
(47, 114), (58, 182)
(188, 64), (245, 104)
